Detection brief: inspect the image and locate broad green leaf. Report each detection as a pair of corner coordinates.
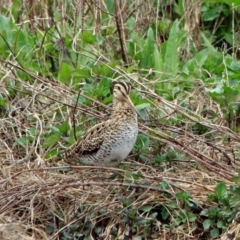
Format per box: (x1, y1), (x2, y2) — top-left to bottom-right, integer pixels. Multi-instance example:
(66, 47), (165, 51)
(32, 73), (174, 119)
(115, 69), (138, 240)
(163, 20), (181, 76)
(201, 32), (217, 52)
(97, 78), (111, 97)
(158, 18), (171, 33)
(45, 149), (58, 159)
(195, 49), (209, 66)
(203, 0), (240, 10)
(160, 206), (169, 220)
(122, 198), (134, 207)
(229, 195), (240, 207)
(135, 103), (151, 111)
(176, 191), (190, 200)
(139, 204), (152, 212)
(210, 228), (219, 238)
(228, 60), (240, 72)
(94, 227), (102, 234)
(188, 213), (197, 222)
(57, 121), (70, 133)
(15, 137), (29, 147)
(167, 202), (178, 209)
(140, 28), (155, 68)
(81, 31), (96, 44)
(202, 5), (222, 21)
(203, 219), (212, 231)
(208, 83), (224, 95)
(105, 0), (114, 14)
(150, 234), (158, 239)
(0, 15), (15, 54)
(59, 62), (74, 84)
(172, 86), (180, 95)
(103, 95), (113, 104)
(0, 95), (7, 106)
(217, 220), (224, 229)
(153, 45), (163, 72)
(156, 180), (170, 189)
(214, 182), (227, 199)
(135, 134), (150, 149)
(0, 14), (14, 34)
(92, 64), (112, 76)
(174, 0), (184, 16)
(133, 236), (142, 240)
(218, 210), (232, 218)
(11, 0), (21, 20)
(182, 49), (208, 76)
(43, 134), (61, 148)
(72, 69), (91, 78)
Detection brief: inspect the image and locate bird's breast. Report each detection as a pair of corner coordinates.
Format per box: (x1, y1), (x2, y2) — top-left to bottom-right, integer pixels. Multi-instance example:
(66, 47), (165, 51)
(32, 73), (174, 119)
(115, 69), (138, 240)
(109, 124), (138, 160)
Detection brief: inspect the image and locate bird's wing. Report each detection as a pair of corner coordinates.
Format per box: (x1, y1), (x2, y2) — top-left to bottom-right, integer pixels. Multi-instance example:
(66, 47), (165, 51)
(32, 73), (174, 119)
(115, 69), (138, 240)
(69, 120), (110, 156)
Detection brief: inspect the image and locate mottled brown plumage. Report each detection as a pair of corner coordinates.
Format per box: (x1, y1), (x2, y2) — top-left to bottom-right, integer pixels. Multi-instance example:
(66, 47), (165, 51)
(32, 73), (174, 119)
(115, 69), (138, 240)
(67, 81), (138, 166)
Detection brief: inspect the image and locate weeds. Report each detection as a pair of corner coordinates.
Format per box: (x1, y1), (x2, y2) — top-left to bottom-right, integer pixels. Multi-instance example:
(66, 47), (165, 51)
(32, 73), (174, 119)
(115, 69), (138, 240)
(1, 0), (240, 239)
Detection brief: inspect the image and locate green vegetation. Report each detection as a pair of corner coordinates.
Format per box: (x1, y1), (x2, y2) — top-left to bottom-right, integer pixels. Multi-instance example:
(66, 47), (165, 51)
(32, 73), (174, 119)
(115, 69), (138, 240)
(1, 0), (240, 239)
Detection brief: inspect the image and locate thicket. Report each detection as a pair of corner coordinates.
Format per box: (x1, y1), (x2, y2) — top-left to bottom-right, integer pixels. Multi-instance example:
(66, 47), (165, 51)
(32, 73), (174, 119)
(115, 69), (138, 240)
(1, 1), (240, 239)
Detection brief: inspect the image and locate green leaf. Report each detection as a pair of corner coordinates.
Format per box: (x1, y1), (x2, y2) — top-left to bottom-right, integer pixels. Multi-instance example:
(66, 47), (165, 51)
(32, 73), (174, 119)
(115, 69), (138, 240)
(57, 121), (70, 133)
(140, 28), (155, 68)
(167, 202), (178, 209)
(81, 31), (96, 44)
(163, 20), (182, 76)
(214, 182), (227, 199)
(210, 228), (219, 238)
(94, 227), (102, 234)
(172, 86), (180, 95)
(208, 83), (224, 95)
(158, 18), (171, 33)
(220, 0), (240, 7)
(150, 233), (159, 239)
(139, 204), (152, 212)
(45, 224), (55, 234)
(160, 206), (169, 220)
(122, 198), (133, 207)
(92, 64), (112, 76)
(188, 213), (197, 222)
(176, 191), (190, 201)
(201, 32), (218, 52)
(0, 95), (7, 106)
(59, 62), (74, 84)
(97, 78), (111, 97)
(105, 0), (114, 14)
(45, 149), (58, 159)
(202, 5), (222, 21)
(72, 69), (91, 78)
(135, 103), (151, 111)
(203, 219), (212, 231)
(217, 220), (225, 229)
(15, 137), (29, 147)
(153, 44), (163, 72)
(229, 195), (240, 208)
(11, 0), (21, 20)
(0, 15), (14, 54)
(135, 134), (150, 150)
(156, 180), (170, 189)
(218, 210), (232, 219)
(0, 14), (14, 33)
(43, 134), (61, 148)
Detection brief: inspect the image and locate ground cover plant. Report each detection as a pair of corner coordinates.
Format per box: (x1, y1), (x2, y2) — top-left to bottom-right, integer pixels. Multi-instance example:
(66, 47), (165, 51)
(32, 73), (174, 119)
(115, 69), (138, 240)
(1, 0), (240, 239)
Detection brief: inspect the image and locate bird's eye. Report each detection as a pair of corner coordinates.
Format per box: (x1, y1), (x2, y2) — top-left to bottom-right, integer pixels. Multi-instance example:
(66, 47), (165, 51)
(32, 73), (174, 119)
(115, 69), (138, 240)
(117, 86), (121, 90)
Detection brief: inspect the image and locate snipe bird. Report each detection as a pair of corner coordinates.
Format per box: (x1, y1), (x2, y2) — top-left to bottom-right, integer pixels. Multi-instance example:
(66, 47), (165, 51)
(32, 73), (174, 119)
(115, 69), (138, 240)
(67, 81), (138, 166)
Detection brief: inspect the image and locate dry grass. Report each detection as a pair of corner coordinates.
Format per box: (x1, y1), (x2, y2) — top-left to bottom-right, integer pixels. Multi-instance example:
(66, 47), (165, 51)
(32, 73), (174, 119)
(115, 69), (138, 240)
(0, 71), (239, 239)
(1, 0), (240, 239)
